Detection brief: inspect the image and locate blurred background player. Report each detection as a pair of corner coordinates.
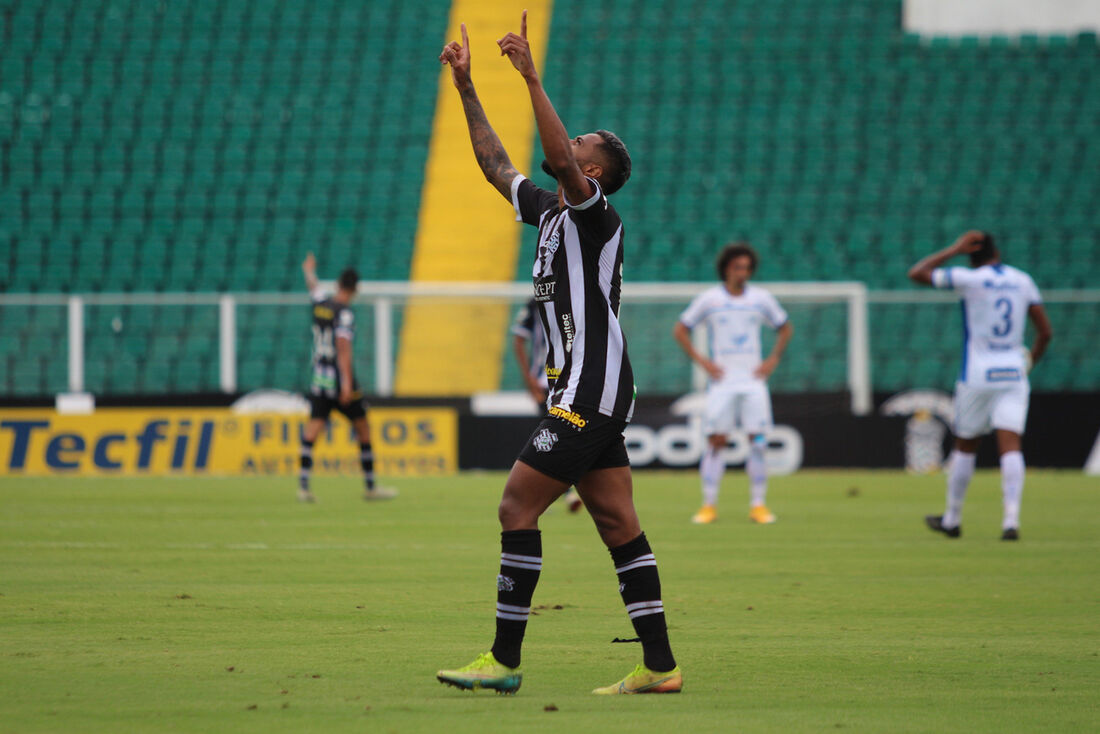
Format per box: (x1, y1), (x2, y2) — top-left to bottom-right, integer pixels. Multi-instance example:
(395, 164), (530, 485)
(435, 13), (680, 695)
(908, 231), (1051, 540)
(298, 253), (396, 503)
(673, 243), (793, 525)
(511, 298), (582, 513)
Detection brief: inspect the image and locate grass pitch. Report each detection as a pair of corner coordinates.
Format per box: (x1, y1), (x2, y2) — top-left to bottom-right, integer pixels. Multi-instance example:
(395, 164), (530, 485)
(1, 470), (1097, 733)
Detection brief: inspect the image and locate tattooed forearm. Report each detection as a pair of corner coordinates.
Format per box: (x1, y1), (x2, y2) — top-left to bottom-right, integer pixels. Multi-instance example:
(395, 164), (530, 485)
(459, 86), (518, 197)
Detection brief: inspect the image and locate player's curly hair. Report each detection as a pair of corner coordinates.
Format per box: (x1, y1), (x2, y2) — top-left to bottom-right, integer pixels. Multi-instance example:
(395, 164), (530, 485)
(594, 129), (631, 195)
(338, 267), (359, 292)
(716, 243), (758, 280)
(968, 232), (998, 267)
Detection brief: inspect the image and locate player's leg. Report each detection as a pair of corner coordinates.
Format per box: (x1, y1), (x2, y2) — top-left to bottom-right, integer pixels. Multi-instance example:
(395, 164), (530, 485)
(743, 383), (775, 524)
(298, 402), (328, 501)
(992, 383), (1029, 540)
(438, 443), (570, 694)
(348, 407), (396, 500)
(577, 465), (681, 693)
(928, 384), (987, 536)
(694, 434), (725, 524)
(694, 388), (733, 523)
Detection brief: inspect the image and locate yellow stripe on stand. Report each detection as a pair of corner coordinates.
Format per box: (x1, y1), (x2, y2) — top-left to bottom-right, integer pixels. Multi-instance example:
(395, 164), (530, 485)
(395, 0), (551, 396)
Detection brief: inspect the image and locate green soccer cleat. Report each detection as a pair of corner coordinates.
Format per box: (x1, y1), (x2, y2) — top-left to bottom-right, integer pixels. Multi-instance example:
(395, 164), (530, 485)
(436, 652), (522, 694)
(593, 663), (683, 695)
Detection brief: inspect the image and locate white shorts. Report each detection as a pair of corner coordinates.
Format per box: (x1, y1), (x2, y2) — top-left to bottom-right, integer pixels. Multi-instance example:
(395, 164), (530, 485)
(703, 381), (773, 436)
(953, 381), (1030, 439)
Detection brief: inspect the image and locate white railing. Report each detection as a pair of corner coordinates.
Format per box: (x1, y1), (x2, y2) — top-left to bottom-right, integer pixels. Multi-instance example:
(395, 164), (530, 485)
(6, 284), (1095, 415)
(0, 280), (874, 413)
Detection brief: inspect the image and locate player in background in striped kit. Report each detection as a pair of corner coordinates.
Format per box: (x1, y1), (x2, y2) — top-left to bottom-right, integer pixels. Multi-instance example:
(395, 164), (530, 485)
(297, 253), (395, 503)
(908, 231), (1052, 540)
(436, 13), (680, 695)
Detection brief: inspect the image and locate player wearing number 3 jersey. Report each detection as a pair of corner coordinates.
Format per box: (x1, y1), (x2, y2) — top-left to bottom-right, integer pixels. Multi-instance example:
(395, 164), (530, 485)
(908, 231), (1052, 540)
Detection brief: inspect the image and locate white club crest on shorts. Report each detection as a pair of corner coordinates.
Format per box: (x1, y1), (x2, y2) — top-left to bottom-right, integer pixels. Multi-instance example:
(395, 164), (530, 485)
(533, 428), (558, 453)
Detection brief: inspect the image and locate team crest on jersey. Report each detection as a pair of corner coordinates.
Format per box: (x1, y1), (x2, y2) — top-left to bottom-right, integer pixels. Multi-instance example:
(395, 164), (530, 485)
(533, 428), (558, 453)
(539, 229), (561, 261)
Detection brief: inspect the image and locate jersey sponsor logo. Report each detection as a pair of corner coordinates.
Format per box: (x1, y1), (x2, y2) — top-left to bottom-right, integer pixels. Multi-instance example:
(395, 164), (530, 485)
(548, 406), (587, 429)
(533, 277), (556, 301)
(982, 281), (1020, 290)
(532, 428), (559, 452)
(986, 368), (1022, 382)
(561, 312), (575, 352)
(313, 305), (334, 319)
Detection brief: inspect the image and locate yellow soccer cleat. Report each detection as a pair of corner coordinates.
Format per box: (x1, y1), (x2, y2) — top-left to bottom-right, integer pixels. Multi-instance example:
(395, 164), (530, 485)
(691, 504), (717, 524)
(749, 504), (776, 524)
(593, 664), (683, 695)
(436, 652), (522, 694)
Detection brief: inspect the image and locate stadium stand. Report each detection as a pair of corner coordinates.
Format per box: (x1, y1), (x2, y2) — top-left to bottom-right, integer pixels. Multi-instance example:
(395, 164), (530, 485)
(1, 0), (1097, 397)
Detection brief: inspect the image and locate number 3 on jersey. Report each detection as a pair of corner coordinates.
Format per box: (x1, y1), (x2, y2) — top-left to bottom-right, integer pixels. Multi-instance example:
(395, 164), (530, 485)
(991, 297), (1012, 337)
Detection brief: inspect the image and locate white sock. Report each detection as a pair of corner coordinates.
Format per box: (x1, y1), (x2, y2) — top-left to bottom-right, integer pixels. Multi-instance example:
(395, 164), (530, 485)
(943, 450), (976, 528)
(747, 438), (768, 508)
(1000, 451), (1025, 530)
(700, 446), (725, 507)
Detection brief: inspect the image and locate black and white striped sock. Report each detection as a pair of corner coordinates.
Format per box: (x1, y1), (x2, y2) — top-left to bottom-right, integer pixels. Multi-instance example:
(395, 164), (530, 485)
(610, 532), (676, 672)
(490, 529), (542, 669)
(359, 442), (375, 490)
(299, 439), (314, 491)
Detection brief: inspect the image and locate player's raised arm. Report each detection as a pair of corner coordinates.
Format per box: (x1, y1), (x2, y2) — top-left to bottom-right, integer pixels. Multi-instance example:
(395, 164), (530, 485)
(302, 252), (318, 293)
(440, 23), (520, 199)
(907, 231), (985, 285)
(498, 11), (594, 205)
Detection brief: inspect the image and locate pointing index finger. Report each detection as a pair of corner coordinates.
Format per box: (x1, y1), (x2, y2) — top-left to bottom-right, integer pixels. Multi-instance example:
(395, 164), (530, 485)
(461, 22), (468, 48)
(521, 9), (527, 39)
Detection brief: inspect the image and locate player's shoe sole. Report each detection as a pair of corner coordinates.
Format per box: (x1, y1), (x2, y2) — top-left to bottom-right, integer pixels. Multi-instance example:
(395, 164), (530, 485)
(1001, 528), (1019, 541)
(437, 652), (522, 695)
(593, 664), (682, 695)
(925, 515), (961, 538)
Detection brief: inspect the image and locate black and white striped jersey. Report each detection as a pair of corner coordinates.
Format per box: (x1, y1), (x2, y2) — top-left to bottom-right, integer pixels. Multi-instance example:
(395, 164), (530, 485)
(309, 289), (354, 398)
(510, 175), (635, 423)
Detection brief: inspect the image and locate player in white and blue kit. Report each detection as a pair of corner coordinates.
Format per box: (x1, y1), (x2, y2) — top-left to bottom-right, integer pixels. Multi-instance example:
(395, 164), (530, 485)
(909, 231), (1052, 540)
(674, 244), (794, 525)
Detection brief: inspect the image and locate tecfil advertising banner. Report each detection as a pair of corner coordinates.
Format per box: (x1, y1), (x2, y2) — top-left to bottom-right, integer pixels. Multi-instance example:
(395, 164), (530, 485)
(0, 408), (457, 477)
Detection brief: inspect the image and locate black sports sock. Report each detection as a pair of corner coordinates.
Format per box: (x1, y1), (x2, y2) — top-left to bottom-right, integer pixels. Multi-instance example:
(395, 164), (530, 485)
(490, 529), (542, 669)
(359, 442), (375, 490)
(299, 439), (314, 490)
(609, 532), (676, 672)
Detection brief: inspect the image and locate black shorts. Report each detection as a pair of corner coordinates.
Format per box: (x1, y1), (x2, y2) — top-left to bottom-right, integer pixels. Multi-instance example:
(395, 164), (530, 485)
(308, 393), (368, 422)
(516, 410), (630, 485)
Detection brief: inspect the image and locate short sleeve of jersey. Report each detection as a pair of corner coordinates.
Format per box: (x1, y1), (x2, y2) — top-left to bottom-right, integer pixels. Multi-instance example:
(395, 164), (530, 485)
(1024, 273), (1043, 305)
(511, 300), (536, 339)
(678, 291), (712, 329)
(931, 267), (975, 291)
(512, 175), (558, 226)
(759, 290), (789, 329)
(563, 177), (621, 241)
(335, 308), (354, 340)
(310, 287), (328, 303)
